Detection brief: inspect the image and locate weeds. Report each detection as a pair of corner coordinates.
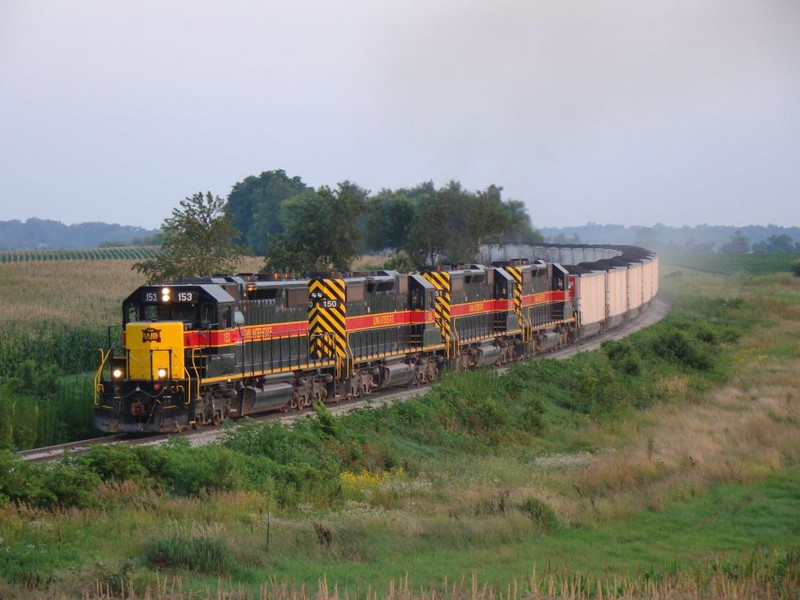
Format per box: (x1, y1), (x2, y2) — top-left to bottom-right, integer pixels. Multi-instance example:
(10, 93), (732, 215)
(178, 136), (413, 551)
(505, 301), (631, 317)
(143, 523), (233, 575)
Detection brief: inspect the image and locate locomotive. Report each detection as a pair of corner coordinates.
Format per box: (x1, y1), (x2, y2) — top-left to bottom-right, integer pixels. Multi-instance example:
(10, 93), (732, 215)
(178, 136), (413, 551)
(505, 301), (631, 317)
(94, 245), (658, 433)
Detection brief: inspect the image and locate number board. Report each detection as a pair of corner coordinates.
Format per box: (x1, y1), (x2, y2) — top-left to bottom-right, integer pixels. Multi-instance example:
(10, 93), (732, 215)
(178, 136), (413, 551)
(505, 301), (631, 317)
(174, 291), (197, 303)
(141, 289), (198, 303)
(309, 291), (340, 309)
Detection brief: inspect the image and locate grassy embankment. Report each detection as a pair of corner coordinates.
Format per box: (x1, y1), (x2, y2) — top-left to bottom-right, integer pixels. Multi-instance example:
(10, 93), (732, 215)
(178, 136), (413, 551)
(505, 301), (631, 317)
(0, 257), (798, 598)
(0, 257), (263, 449)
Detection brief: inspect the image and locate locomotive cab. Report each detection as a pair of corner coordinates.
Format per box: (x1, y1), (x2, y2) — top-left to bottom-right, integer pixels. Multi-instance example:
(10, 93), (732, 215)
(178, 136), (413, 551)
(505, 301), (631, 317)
(95, 284), (237, 433)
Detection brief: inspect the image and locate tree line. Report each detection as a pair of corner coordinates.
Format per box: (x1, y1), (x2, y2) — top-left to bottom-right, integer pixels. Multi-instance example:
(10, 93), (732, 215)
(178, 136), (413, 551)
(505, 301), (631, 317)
(136, 170), (542, 283)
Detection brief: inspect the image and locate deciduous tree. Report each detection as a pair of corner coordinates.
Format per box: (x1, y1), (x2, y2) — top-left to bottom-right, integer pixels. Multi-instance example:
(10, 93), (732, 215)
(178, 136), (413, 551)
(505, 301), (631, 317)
(133, 192), (245, 283)
(264, 182), (368, 273)
(227, 170), (312, 254)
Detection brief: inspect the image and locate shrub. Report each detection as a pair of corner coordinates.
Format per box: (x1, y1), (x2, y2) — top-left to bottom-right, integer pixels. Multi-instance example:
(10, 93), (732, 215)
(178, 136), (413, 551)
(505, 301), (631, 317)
(161, 440), (242, 496)
(0, 541), (59, 588)
(79, 445), (150, 483)
(38, 462), (102, 509)
(143, 533), (232, 575)
(516, 496), (561, 533)
(565, 353), (624, 416)
(604, 340), (643, 376)
(651, 329), (713, 371)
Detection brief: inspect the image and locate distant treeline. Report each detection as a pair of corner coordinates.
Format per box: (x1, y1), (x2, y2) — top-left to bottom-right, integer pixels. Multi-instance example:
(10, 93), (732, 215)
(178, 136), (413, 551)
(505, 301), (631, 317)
(0, 218), (159, 251)
(5, 173), (799, 256)
(543, 223), (800, 254)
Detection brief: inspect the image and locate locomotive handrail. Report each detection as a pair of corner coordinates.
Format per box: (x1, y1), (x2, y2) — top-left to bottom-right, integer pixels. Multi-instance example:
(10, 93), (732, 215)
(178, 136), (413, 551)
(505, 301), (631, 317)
(186, 348), (203, 406)
(519, 311), (533, 344)
(448, 325), (461, 360)
(94, 349), (111, 405)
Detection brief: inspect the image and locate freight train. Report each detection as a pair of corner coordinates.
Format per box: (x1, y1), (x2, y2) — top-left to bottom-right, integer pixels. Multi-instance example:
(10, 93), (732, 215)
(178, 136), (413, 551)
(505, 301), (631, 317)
(94, 244), (658, 433)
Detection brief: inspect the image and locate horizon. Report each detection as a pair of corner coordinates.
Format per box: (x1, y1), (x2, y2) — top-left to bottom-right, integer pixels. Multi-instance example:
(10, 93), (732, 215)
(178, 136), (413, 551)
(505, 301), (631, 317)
(3, 215), (800, 233)
(1, 2), (798, 231)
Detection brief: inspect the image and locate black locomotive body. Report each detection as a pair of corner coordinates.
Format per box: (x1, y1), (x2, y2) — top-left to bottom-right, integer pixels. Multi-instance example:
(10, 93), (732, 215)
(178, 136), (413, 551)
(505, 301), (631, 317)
(94, 246), (658, 433)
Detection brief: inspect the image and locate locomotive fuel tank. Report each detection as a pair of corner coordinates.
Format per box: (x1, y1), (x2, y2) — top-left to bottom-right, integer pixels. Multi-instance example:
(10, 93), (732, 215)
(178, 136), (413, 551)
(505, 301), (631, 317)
(240, 383), (294, 415)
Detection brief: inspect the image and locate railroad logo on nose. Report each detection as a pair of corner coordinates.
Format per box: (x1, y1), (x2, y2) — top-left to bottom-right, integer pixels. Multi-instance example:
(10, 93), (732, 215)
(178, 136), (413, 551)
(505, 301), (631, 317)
(142, 327), (162, 343)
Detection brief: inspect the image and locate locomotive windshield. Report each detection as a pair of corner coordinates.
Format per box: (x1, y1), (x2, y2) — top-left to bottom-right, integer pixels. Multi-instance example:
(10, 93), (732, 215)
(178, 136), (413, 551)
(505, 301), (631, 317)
(124, 301), (200, 327)
(123, 286), (203, 328)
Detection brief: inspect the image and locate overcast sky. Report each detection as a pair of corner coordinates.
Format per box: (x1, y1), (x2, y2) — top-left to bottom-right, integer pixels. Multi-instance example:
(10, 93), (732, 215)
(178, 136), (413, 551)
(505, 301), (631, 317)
(1, 0), (798, 230)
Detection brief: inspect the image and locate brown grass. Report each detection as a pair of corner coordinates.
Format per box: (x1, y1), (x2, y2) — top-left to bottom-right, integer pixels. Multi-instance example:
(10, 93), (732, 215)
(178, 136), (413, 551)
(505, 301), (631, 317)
(0, 256), (265, 330)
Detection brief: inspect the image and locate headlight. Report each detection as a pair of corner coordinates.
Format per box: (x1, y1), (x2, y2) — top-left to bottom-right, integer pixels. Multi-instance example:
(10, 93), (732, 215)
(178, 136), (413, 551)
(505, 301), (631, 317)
(112, 368), (124, 379)
(157, 368), (168, 379)
(161, 287), (171, 303)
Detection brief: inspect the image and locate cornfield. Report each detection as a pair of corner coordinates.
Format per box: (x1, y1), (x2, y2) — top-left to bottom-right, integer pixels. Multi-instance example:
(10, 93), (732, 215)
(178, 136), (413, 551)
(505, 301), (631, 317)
(0, 246), (160, 263)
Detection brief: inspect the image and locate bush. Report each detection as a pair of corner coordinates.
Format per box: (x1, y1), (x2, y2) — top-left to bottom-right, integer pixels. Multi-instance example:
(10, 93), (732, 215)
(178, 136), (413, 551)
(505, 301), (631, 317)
(651, 329), (713, 371)
(604, 340), (643, 376)
(565, 353), (624, 416)
(38, 463), (102, 509)
(0, 452), (101, 509)
(0, 541), (59, 588)
(791, 260), (800, 277)
(158, 440), (242, 496)
(516, 496), (561, 533)
(143, 533), (232, 575)
(79, 445), (150, 483)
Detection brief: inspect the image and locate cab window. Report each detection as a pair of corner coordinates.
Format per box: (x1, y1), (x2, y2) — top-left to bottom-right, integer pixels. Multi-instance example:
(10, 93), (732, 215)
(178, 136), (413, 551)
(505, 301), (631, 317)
(124, 303), (139, 324)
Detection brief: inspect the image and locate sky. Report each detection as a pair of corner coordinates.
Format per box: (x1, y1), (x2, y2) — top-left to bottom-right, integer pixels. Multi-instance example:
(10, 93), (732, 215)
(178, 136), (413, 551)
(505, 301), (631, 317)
(1, 0), (799, 231)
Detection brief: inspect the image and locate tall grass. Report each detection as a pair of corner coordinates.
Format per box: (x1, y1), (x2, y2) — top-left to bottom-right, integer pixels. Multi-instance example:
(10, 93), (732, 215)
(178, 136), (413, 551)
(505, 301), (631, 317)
(0, 374), (95, 449)
(0, 257), (263, 449)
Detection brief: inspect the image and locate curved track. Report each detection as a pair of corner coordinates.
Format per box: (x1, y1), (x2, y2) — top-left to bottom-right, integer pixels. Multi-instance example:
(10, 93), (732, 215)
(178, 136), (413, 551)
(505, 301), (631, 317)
(19, 296), (671, 462)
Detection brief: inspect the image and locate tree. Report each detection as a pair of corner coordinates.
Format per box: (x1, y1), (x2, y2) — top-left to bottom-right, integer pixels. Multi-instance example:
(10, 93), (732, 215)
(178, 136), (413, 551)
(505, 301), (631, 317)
(503, 200), (543, 245)
(227, 170), (312, 254)
(752, 234), (795, 254)
(718, 230), (750, 254)
(402, 182), (532, 265)
(263, 182), (368, 273)
(404, 186), (451, 265)
(364, 190), (416, 253)
(133, 192), (245, 283)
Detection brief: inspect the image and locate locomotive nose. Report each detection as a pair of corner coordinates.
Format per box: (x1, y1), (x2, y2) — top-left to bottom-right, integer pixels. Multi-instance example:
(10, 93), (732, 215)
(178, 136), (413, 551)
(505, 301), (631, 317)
(125, 321), (186, 381)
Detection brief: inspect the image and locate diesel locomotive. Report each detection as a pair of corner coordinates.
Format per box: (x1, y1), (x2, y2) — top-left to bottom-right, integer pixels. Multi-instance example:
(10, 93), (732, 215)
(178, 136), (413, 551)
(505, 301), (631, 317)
(94, 244), (658, 433)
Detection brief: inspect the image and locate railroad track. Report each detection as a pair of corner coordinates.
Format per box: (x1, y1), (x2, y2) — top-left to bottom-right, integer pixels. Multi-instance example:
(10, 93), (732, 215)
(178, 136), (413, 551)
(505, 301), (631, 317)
(17, 434), (129, 463)
(18, 298), (671, 462)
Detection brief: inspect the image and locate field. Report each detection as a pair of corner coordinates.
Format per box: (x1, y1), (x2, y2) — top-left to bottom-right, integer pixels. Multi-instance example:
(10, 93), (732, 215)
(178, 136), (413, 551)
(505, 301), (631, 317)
(1, 256), (799, 598)
(0, 255), (265, 329)
(0, 256), (264, 449)
(661, 250), (800, 275)
(0, 247), (161, 264)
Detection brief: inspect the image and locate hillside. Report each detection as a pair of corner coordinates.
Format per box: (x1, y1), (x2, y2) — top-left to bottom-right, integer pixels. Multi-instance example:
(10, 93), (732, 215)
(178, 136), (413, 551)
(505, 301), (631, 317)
(0, 218), (158, 250)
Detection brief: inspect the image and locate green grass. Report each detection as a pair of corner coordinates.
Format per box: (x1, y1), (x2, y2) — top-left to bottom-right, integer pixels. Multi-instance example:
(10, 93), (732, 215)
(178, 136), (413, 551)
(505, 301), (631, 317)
(3, 466), (796, 596)
(662, 251), (800, 275)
